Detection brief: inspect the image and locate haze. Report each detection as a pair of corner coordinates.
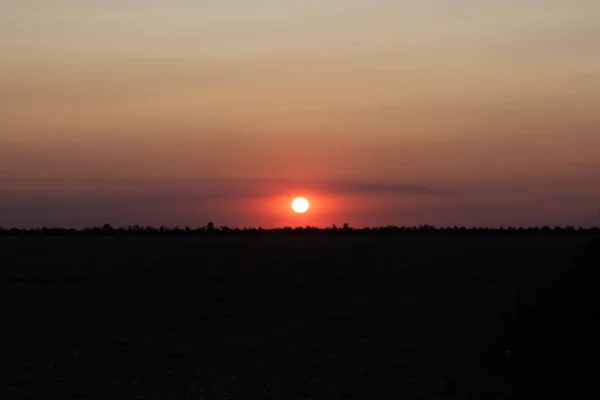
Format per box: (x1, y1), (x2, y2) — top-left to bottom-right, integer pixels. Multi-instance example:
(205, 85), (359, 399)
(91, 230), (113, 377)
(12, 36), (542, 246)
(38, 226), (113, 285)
(1, 0), (599, 228)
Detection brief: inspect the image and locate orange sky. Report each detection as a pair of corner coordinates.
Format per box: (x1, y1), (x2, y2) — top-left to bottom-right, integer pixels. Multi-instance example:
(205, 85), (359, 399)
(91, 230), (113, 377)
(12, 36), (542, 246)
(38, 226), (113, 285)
(1, 0), (599, 227)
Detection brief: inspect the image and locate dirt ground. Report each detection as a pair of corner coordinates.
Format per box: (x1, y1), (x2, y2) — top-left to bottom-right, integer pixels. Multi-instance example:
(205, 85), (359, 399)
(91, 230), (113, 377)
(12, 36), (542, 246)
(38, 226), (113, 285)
(1, 235), (595, 399)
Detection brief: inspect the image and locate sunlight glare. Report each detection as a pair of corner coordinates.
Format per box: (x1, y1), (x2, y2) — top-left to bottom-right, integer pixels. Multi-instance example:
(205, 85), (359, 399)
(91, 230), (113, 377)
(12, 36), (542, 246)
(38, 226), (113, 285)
(292, 197), (310, 213)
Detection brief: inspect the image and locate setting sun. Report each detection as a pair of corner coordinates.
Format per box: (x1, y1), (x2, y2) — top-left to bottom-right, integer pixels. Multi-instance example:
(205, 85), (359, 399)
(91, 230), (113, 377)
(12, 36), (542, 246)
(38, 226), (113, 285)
(292, 197), (310, 214)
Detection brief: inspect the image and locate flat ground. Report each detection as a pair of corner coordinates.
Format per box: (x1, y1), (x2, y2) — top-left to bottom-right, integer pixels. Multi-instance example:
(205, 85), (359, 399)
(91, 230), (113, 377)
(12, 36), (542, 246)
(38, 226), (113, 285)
(0, 235), (595, 399)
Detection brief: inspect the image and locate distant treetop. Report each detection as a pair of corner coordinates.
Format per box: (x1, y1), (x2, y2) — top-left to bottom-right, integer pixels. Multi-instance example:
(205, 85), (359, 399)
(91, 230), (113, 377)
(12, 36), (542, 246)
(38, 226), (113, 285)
(0, 224), (598, 237)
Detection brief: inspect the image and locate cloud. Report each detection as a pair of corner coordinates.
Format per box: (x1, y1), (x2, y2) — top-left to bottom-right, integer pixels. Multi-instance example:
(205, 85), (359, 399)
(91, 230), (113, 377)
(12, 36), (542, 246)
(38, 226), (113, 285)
(0, 177), (453, 228)
(188, 177), (453, 197)
(321, 180), (450, 195)
(0, 176), (450, 210)
(579, 162), (600, 170)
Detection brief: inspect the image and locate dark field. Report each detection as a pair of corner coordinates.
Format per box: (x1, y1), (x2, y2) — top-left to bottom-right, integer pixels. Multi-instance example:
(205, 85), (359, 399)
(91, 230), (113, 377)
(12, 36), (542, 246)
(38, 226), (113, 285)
(1, 234), (597, 399)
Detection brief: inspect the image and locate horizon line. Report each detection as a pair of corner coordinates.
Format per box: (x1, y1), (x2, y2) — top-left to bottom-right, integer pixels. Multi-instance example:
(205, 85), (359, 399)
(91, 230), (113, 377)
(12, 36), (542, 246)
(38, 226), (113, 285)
(1, 224), (598, 232)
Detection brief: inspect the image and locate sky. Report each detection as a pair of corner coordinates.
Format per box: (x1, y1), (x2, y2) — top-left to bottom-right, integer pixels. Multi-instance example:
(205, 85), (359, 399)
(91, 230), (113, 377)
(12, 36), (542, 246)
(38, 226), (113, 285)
(1, 0), (600, 228)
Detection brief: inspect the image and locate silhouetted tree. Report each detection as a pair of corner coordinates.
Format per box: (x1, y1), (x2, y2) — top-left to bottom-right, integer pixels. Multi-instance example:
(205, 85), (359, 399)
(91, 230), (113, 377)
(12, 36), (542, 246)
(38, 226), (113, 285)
(1, 224), (598, 237)
(206, 221), (216, 232)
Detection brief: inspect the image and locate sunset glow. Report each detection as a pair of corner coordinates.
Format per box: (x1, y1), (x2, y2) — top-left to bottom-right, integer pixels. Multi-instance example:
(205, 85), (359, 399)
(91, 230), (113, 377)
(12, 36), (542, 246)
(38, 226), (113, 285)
(1, 0), (600, 228)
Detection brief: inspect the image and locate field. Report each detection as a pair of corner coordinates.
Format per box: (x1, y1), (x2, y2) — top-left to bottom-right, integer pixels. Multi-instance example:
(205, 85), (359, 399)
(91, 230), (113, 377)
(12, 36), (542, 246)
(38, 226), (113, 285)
(1, 234), (597, 399)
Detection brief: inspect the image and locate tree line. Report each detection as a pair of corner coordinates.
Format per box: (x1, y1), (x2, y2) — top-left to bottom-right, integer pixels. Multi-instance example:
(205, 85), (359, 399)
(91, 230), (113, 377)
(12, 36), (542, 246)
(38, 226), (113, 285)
(0, 223), (598, 237)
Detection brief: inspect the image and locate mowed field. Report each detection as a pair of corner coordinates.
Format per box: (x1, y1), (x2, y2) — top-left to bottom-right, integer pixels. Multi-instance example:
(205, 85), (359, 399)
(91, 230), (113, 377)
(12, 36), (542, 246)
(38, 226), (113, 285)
(0, 235), (595, 399)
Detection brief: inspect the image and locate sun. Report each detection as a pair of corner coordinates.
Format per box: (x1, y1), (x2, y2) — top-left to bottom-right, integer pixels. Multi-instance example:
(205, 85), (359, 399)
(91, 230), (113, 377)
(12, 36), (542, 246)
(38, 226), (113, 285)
(292, 197), (310, 213)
